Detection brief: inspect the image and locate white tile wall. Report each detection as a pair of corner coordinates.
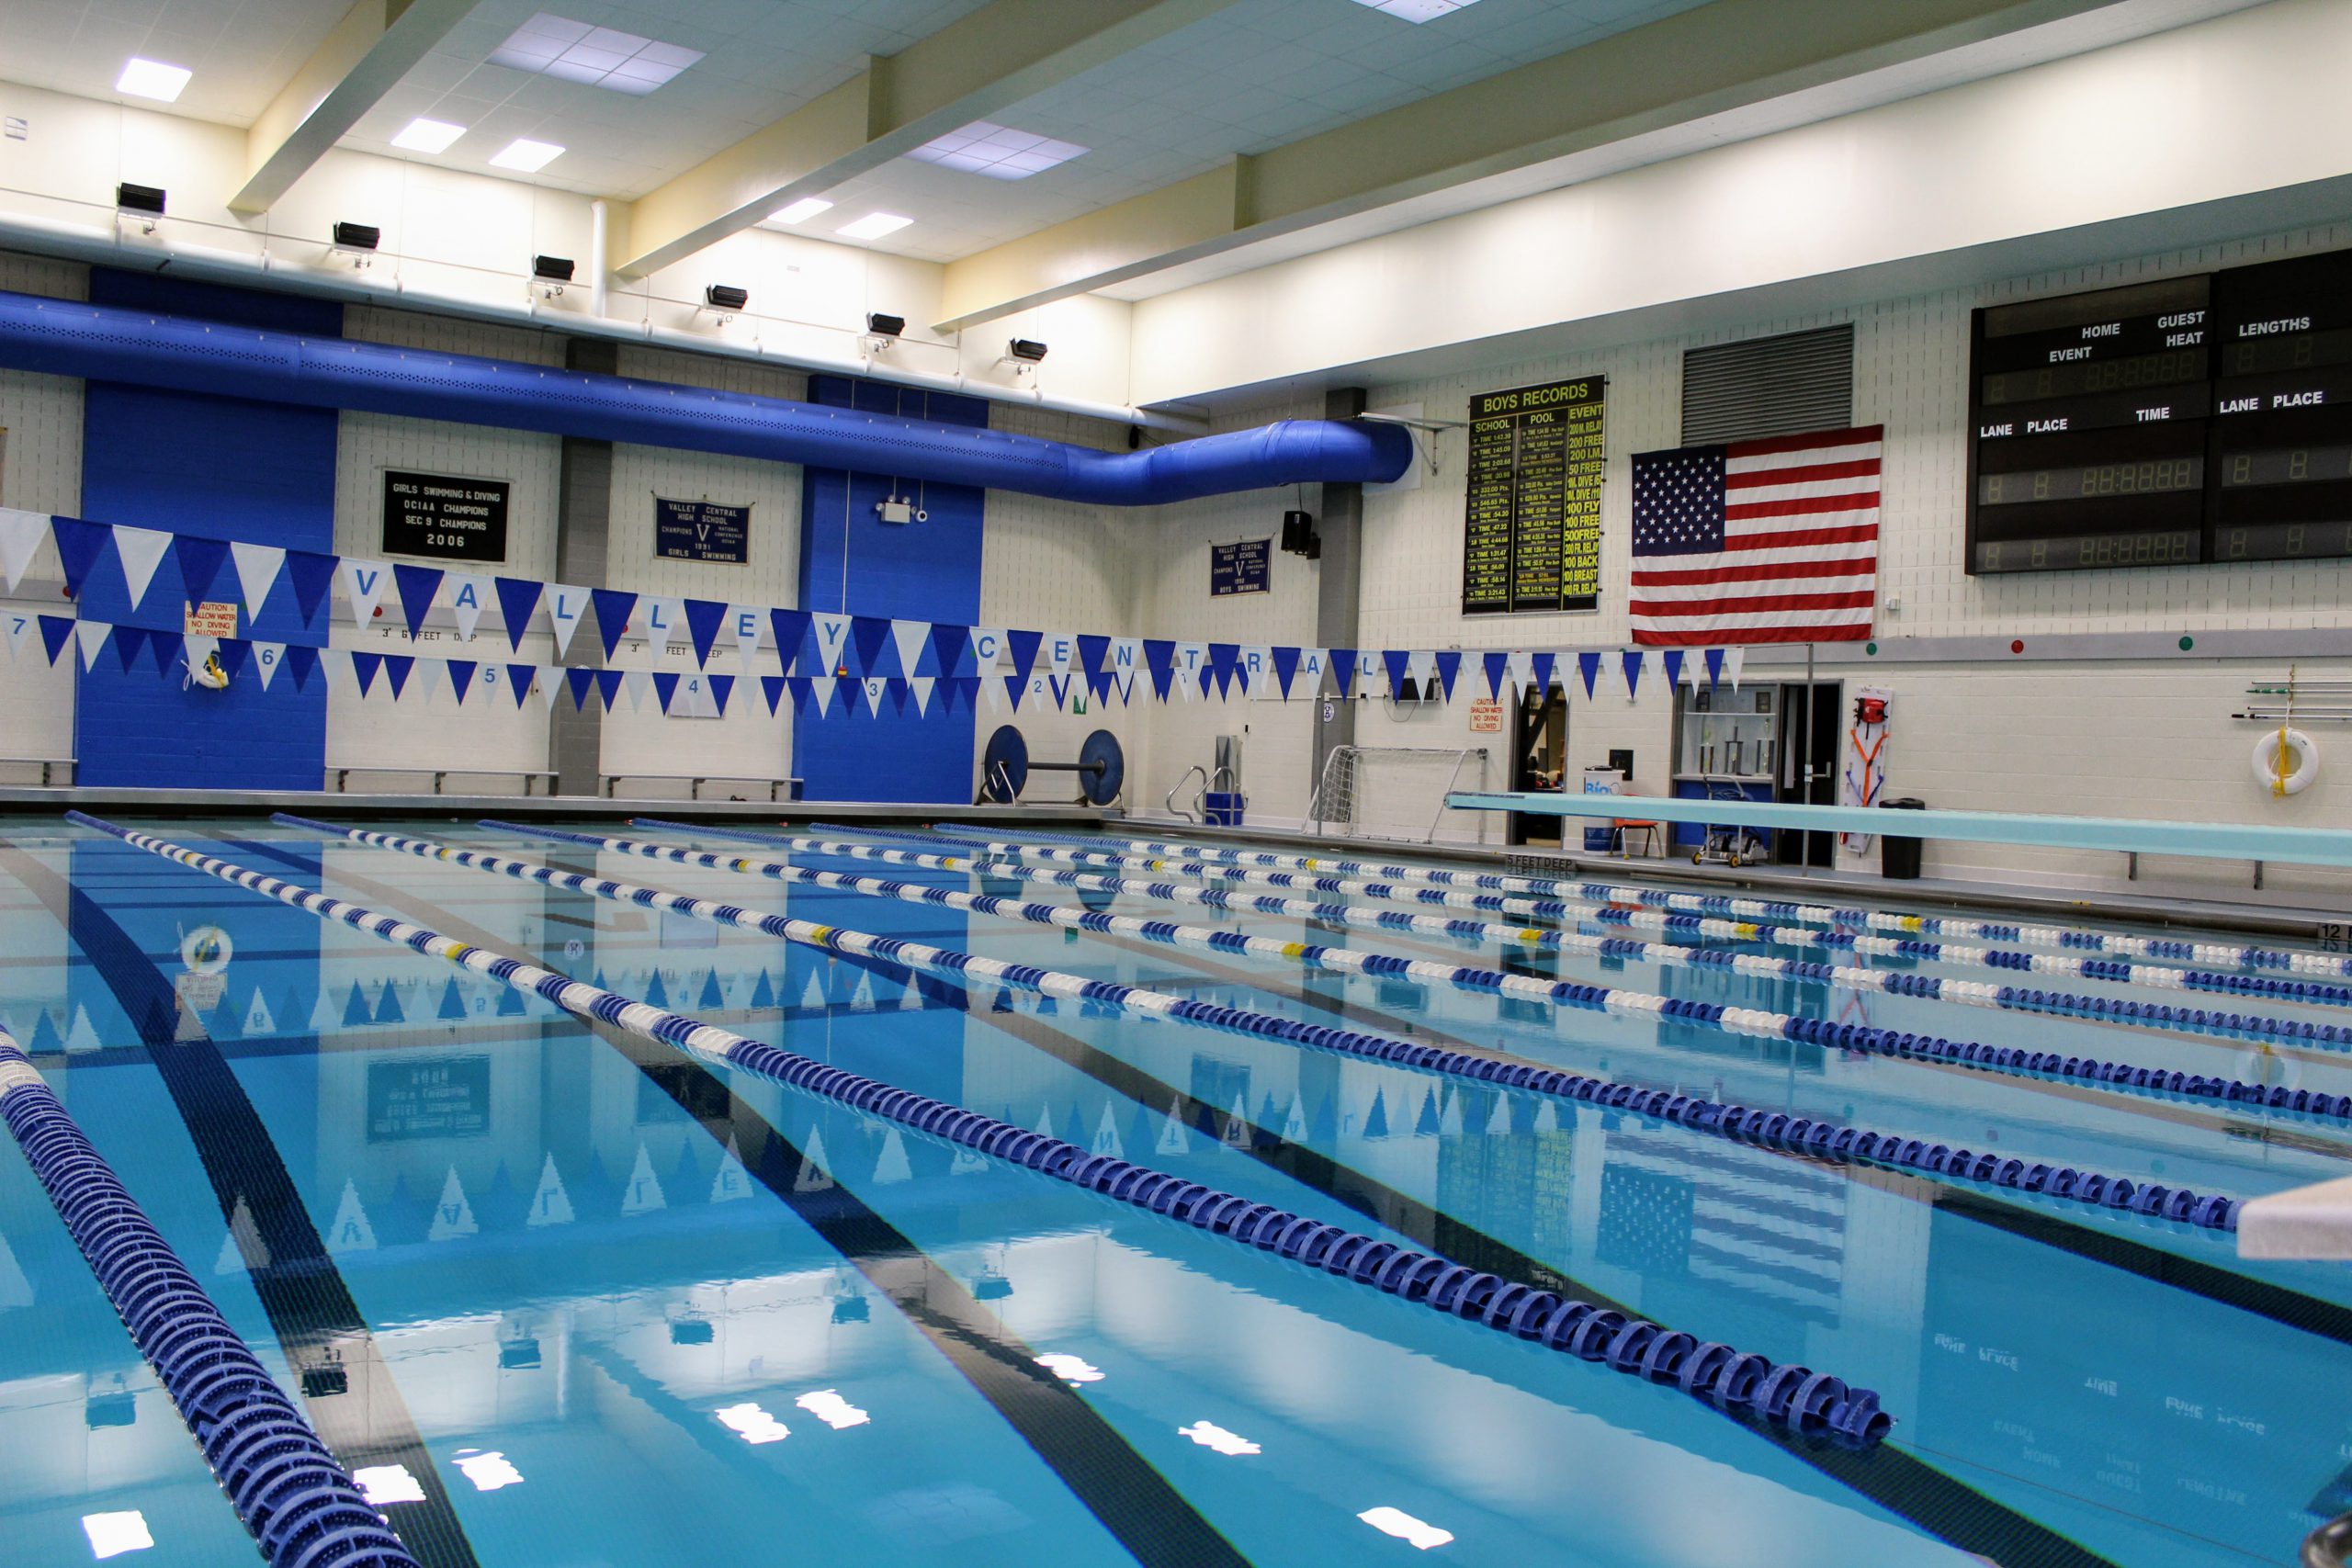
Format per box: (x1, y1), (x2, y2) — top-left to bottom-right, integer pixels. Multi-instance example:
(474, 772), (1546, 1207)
(334, 412), (565, 584)
(0, 254), (86, 775)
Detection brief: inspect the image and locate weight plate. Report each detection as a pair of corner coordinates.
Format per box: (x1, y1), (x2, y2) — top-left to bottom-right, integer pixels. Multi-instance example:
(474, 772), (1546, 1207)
(1078, 728), (1125, 806)
(981, 726), (1029, 803)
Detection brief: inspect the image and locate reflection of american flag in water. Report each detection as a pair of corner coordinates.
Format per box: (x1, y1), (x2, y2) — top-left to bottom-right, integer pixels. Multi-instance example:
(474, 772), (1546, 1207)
(1629, 425), (1883, 646)
(1600, 1128), (1847, 1325)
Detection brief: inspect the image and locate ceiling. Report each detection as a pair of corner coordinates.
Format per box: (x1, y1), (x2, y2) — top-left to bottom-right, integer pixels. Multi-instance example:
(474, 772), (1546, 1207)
(1, 0), (347, 124)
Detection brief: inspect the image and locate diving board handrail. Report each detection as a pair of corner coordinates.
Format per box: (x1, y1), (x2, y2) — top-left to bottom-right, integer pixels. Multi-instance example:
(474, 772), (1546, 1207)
(1444, 790), (2352, 869)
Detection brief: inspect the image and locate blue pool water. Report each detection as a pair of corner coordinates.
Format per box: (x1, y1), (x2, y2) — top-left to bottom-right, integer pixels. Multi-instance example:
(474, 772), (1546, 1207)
(2, 813), (2349, 1567)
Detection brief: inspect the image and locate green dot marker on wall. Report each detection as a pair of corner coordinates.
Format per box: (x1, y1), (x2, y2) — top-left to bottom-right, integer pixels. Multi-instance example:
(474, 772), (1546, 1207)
(1865, 640), (1878, 655)
(2178, 635), (2194, 650)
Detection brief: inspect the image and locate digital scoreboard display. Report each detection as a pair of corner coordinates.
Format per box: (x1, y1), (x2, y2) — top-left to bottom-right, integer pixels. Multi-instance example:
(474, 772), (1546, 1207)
(1967, 249), (2352, 573)
(1463, 377), (1605, 613)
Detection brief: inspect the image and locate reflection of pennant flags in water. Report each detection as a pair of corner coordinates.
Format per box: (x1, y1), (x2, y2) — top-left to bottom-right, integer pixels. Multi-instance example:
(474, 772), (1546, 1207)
(873, 1127), (912, 1184)
(214, 1194), (271, 1275)
(527, 1154), (574, 1227)
(326, 1179), (378, 1253)
(710, 1136), (752, 1203)
(795, 1126), (834, 1191)
(621, 1144), (667, 1214)
(0, 1224), (30, 1308)
(429, 1168), (479, 1241)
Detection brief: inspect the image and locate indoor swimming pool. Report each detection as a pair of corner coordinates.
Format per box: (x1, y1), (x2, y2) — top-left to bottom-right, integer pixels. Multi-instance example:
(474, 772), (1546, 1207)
(1, 811), (2346, 1568)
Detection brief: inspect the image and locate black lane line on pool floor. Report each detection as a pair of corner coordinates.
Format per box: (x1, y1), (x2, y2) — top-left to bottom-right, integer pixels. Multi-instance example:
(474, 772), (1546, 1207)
(0, 843), (483, 1568)
(304, 840), (1253, 1568)
(1121, 918), (2352, 1353)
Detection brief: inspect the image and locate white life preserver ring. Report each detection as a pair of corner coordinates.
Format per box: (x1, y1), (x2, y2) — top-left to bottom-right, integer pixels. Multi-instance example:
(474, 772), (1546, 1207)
(2252, 728), (2320, 795)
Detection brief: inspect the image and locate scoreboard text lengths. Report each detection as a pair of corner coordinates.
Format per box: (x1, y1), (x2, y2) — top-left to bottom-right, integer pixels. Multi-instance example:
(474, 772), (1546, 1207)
(1967, 248), (2352, 574)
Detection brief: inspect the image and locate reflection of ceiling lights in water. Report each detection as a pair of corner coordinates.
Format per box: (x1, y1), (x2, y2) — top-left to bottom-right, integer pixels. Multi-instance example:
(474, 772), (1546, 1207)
(81, 1513), (153, 1560)
(1178, 1420), (1261, 1456)
(1359, 1507), (1453, 1550)
(353, 1465), (427, 1506)
(714, 1402), (790, 1444)
(795, 1390), (871, 1430)
(1034, 1352), (1103, 1384)
(453, 1450), (526, 1491)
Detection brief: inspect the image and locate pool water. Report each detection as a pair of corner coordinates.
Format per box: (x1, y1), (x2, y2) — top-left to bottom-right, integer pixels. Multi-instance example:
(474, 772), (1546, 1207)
(2, 812), (2348, 1568)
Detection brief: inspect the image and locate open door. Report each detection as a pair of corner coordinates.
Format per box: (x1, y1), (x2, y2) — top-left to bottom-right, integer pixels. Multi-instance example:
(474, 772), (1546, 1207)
(1507, 684), (1567, 847)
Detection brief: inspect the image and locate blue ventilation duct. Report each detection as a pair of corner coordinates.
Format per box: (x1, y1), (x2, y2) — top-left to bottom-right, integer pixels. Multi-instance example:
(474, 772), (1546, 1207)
(0, 288), (1412, 504)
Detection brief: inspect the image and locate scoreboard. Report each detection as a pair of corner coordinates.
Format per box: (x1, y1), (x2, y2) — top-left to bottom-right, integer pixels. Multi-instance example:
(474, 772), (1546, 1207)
(1463, 377), (1605, 613)
(1967, 249), (2352, 573)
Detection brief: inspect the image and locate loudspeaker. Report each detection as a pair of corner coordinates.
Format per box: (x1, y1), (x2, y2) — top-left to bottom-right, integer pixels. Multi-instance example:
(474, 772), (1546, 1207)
(1281, 508), (1314, 553)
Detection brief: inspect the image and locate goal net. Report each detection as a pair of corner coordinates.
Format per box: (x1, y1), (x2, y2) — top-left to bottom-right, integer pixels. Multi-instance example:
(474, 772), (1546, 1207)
(1306, 746), (1491, 844)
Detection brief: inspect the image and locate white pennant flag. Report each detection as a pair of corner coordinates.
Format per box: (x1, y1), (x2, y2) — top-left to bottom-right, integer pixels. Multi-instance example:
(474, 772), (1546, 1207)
(891, 618), (930, 681)
(969, 626), (1004, 676)
(1238, 645), (1271, 696)
(5, 608), (35, 660)
(808, 613), (851, 675)
(537, 666), (560, 711)
(625, 669), (652, 711)
(320, 648), (354, 689)
(909, 675), (935, 715)
(545, 585), (589, 660)
(75, 620), (110, 671)
(1108, 637), (1140, 692)
(113, 525), (173, 612)
(1406, 649), (1436, 691)
(809, 675), (837, 716)
(1507, 649), (1534, 694)
(863, 676), (890, 716)
(1724, 647), (1747, 689)
(641, 596), (684, 653)
(1045, 632), (1075, 678)
(229, 541), (285, 619)
(341, 558), (390, 625)
(251, 641), (283, 692)
(1173, 666), (1196, 703)
(1298, 647), (1328, 695)
(730, 604), (763, 665)
(0, 509), (48, 592)
(445, 574), (490, 641)
(983, 673), (1005, 711)
(1173, 642), (1205, 691)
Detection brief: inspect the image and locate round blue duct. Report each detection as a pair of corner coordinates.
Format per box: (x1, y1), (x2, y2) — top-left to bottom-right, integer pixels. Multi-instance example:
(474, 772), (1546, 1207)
(0, 288), (1412, 504)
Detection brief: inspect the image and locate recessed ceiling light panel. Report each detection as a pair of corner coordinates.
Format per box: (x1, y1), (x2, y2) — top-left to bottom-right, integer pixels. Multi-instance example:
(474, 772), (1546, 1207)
(490, 12), (705, 95)
(116, 59), (191, 102)
(390, 118), (465, 153)
(1347, 0), (1480, 19)
(490, 139), (564, 174)
(907, 121), (1088, 181)
(836, 212), (912, 242)
(768, 197), (833, 225)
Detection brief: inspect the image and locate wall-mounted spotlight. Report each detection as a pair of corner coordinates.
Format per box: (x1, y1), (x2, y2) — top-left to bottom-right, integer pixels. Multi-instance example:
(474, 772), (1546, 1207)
(115, 182), (166, 235)
(701, 283), (749, 323)
(1006, 338), (1048, 364)
(865, 312), (905, 339)
(331, 220), (380, 268)
(530, 254), (573, 300)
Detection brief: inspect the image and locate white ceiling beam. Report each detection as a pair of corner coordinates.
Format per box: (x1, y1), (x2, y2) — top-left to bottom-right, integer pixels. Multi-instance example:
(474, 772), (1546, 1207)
(231, 0), (479, 215)
(934, 0), (2193, 330)
(615, 0), (1250, 279)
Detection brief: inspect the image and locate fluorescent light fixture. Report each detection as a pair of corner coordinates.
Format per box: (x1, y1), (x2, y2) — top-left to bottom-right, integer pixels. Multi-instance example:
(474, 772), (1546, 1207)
(390, 118), (466, 154)
(115, 59), (191, 102)
(353, 1465), (426, 1506)
(1359, 1507), (1454, 1550)
(1178, 1420), (1261, 1456)
(907, 120), (1088, 181)
(80, 1512), (153, 1560)
(1348, 0), (1480, 17)
(490, 139), (564, 174)
(836, 211), (911, 242)
(452, 1449), (526, 1491)
(714, 1402), (789, 1444)
(490, 13), (704, 95)
(1034, 1352), (1103, 1383)
(795, 1389), (871, 1430)
(768, 197), (832, 225)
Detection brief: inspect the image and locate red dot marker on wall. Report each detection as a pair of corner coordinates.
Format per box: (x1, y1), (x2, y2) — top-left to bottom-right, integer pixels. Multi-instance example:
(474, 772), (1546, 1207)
(2008, 639), (2024, 654)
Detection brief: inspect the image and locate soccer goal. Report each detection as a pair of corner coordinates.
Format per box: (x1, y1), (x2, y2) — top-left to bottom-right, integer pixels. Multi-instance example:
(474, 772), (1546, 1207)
(1305, 746), (1490, 843)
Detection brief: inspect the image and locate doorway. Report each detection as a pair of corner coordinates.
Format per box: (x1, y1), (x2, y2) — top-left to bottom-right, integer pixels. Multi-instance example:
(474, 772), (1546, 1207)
(1508, 684), (1567, 847)
(1777, 680), (1841, 869)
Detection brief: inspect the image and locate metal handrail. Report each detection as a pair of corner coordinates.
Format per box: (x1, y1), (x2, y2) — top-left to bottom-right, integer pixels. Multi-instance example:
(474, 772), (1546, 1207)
(2307, 1513), (2352, 1568)
(334, 766), (558, 796)
(1164, 764), (1208, 823)
(601, 773), (798, 802)
(0, 755), (76, 786)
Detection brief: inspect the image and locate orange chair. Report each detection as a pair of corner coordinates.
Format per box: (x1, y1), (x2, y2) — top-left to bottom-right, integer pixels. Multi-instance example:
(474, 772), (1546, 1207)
(1611, 818), (1662, 858)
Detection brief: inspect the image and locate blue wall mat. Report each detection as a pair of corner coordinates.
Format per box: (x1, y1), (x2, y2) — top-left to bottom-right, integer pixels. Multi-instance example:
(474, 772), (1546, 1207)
(794, 376), (985, 805)
(75, 270), (341, 790)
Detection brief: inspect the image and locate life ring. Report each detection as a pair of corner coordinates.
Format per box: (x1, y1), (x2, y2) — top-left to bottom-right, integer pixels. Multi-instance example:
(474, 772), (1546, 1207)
(2251, 728), (2320, 795)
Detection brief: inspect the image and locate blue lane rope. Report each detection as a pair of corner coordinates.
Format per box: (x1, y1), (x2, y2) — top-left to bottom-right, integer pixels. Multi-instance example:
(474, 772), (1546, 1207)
(923, 829), (2352, 1014)
(693, 821), (2348, 1050)
(642, 819), (2351, 1132)
(93, 808), (1899, 1447)
(925, 821), (2352, 981)
(558, 819), (2245, 1232)
(0, 1029), (422, 1568)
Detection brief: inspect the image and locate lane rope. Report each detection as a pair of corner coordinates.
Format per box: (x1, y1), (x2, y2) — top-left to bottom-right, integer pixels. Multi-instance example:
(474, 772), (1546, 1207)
(74, 810), (1892, 1446)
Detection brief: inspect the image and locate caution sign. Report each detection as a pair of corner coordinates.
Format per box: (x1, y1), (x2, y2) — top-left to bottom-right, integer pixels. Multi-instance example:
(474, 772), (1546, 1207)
(1469, 697), (1504, 733)
(185, 601), (238, 637)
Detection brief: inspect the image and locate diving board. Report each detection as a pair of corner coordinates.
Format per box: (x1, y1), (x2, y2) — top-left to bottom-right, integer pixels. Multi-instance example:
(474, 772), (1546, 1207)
(1443, 791), (2352, 869)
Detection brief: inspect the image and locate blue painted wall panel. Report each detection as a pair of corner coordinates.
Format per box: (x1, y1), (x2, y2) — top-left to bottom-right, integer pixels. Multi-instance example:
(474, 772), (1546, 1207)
(793, 377), (984, 805)
(74, 271), (339, 791)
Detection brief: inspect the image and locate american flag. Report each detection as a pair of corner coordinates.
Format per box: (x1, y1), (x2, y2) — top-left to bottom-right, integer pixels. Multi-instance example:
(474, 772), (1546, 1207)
(1628, 424), (1883, 646)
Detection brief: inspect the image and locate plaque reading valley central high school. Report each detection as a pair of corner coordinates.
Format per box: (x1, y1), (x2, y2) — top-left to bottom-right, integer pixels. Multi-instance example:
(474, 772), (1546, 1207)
(1462, 377), (1605, 614)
